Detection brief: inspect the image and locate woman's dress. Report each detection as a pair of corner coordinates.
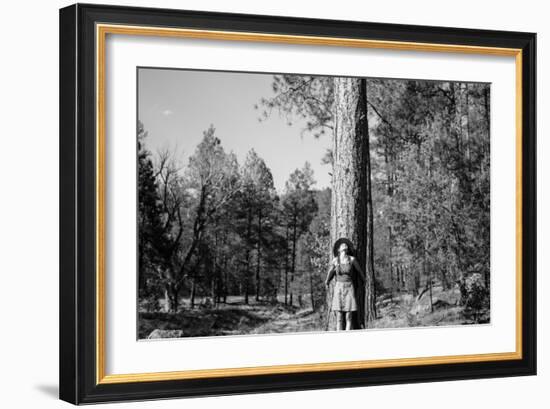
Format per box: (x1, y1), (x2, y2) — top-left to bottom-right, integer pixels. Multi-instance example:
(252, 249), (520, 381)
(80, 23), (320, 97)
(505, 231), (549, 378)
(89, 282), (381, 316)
(331, 261), (358, 312)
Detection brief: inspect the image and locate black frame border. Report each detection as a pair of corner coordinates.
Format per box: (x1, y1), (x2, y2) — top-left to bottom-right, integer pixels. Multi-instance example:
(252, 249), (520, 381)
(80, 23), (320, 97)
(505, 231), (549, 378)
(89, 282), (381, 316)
(59, 3), (536, 404)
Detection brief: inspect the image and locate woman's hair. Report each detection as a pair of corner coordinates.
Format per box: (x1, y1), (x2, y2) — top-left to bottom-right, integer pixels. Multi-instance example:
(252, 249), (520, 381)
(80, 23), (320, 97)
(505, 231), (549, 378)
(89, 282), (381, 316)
(333, 237), (355, 257)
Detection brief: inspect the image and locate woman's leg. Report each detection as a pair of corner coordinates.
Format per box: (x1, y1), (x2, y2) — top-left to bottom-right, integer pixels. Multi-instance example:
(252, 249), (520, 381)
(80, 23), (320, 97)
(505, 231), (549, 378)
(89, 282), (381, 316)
(345, 312), (353, 330)
(337, 312), (345, 331)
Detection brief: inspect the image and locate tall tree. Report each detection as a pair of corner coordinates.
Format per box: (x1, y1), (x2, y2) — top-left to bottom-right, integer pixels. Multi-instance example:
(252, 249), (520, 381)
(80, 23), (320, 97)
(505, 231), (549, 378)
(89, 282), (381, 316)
(155, 125), (241, 312)
(303, 188), (332, 311)
(258, 75), (378, 328)
(240, 150), (277, 301)
(331, 78), (376, 329)
(281, 162), (318, 306)
(137, 121), (169, 309)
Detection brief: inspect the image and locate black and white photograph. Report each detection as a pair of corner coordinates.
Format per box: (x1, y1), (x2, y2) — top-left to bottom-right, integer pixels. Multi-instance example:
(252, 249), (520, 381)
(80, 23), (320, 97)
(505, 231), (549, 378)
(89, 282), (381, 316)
(137, 68), (491, 339)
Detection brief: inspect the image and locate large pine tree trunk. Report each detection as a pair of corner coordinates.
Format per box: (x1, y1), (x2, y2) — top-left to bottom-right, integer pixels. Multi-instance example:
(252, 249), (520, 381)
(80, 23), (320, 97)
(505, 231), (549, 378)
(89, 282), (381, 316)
(329, 77), (376, 330)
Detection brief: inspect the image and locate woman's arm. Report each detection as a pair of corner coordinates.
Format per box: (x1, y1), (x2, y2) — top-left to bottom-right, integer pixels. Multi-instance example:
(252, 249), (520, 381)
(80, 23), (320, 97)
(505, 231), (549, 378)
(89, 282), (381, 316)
(324, 258), (337, 287)
(352, 257), (367, 282)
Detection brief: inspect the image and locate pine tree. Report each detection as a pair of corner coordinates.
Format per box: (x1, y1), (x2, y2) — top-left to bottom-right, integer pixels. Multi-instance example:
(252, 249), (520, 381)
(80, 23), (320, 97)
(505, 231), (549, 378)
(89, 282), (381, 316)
(137, 121), (168, 310)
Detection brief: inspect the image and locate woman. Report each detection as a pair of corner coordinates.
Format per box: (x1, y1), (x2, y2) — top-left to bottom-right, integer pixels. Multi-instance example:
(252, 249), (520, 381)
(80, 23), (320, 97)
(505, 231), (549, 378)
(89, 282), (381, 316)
(324, 237), (366, 331)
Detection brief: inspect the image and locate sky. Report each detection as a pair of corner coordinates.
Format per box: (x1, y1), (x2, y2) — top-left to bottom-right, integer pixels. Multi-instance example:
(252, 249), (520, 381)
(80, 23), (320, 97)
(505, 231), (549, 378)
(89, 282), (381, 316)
(137, 68), (332, 192)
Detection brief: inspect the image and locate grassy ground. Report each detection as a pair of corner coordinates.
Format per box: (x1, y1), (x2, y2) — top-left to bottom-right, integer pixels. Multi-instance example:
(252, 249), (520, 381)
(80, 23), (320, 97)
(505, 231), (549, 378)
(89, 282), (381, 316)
(139, 299), (324, 339)
(372, 284), (470, 329)
(139, 285), (482, 339)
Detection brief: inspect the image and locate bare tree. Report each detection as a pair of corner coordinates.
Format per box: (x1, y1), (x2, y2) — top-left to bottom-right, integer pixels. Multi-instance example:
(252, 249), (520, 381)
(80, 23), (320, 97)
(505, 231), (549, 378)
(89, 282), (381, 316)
(155, 126), (241, 312)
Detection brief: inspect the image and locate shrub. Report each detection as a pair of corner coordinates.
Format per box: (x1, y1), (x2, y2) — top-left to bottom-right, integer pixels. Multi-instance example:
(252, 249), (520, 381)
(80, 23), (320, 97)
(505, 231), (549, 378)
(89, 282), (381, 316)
(461, 273), (490, 323)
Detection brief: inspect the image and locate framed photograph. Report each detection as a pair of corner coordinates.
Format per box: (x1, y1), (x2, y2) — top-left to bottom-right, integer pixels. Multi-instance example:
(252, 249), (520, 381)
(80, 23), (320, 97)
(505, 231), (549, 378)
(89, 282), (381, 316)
(59, 3), (536, 405)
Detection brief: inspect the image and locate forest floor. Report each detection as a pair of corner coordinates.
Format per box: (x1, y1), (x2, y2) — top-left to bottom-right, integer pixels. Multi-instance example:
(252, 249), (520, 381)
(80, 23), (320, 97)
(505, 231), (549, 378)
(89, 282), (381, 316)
(371, 284), (476, 329)
(139, 297), (325, 339)
(139, 284), (483, 339)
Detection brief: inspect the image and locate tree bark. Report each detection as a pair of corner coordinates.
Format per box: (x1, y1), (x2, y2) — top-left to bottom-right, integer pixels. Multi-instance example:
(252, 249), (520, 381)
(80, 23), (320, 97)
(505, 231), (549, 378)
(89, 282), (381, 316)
(255, 207), (262, 301)
(385, 142), (394, 301)
(290, 212), (297, 306)
(330, 77), (376, 330)
(413, 267), (420, 297)
(425, 246), (433, 313)
(309, 268), (315, 310)
(244, 207), (252, 305)
(284, 223), (289, 306)
(223, 260), (228, 303)
(190, 274), (196, 309)
(213, 230), (218, 305)
(365, 80), (377, 322)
